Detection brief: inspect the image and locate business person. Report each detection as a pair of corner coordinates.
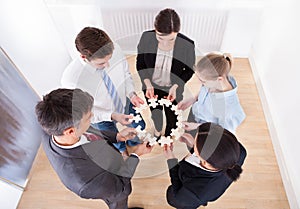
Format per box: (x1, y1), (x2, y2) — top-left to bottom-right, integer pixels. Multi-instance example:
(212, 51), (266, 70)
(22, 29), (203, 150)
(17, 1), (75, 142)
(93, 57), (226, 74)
(61, 27), (144, 152)
(35, 88), (151, 209)
(163, 122), (247, 208)
(136, 8), (195, 137)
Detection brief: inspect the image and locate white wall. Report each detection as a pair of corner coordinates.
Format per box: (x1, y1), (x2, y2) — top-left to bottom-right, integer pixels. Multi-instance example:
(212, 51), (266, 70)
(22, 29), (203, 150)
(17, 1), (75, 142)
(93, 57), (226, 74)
(46, 0), (103, 60)
(250, 0), (300, 208)
(45, 0), (263, 57)
(0, 0), (71, 97)
(220, 5), (263, 57)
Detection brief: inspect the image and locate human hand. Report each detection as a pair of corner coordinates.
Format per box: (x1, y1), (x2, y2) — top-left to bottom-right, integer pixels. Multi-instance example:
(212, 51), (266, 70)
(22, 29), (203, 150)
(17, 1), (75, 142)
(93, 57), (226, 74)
(127, 142), (153, 156)
(163, 144), (175, 159)
(167, 84), (178, 102)
(177, 97), (197, 110)
(179, 133), (195, 148)
(144, 79), (156, 99)
(182, 122), (201, 131)
(145, 86), (156, 99)
(111, 113), (133, 125)
(130, 95), (144, 107)
(117, 127), (137, 142)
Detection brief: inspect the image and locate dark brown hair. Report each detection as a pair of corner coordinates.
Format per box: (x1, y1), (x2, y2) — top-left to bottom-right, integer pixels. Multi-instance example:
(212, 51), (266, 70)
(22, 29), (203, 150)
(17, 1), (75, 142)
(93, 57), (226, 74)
(154, 8), (180, 35)
(75, 27), (114, 60)
(196, 53), (233, 80)
(35, 88), (94, 136)
(196, 122), (243, 181)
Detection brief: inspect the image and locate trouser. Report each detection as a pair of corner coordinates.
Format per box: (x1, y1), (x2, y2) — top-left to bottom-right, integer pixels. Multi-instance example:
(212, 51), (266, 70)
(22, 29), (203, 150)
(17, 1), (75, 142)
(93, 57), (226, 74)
(92, 100), (143, 152)
(105, 196), (128, 209)
(146, 88), (178, 136)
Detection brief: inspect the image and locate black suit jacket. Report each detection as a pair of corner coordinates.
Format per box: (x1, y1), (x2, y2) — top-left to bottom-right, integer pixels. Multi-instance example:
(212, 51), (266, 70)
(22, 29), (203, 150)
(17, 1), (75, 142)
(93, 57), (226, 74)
(136, 30), (195, 100)
(42, 127), (139, 201)
(166, 143), (247, 208)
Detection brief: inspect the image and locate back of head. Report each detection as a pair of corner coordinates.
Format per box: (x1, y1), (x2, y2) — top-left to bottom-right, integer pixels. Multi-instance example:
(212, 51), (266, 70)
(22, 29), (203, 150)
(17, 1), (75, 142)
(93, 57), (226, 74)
(35, 88), (94, 136)
(196, 53), (233, 80)
(154, 8), (180, 34)
(196, 122), (242, 181)
(75, 27), (114, 60)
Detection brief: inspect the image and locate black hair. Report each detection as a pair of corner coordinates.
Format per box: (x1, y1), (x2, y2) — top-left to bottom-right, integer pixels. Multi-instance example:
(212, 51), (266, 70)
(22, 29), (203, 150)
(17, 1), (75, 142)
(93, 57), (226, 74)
(154, 8), (180, 34)
(196, 122), (243, 181)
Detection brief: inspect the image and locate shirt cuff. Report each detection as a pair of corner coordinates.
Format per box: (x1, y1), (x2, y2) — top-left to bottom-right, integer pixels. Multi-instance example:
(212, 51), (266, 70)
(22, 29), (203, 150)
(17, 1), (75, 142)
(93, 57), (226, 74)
(130, 153), (139, 159)
(129, 91), (137, 99)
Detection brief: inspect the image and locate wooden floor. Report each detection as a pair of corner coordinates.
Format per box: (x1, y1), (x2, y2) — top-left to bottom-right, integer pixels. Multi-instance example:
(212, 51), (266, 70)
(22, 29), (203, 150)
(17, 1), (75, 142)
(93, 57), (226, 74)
(17, 57), (290, 209)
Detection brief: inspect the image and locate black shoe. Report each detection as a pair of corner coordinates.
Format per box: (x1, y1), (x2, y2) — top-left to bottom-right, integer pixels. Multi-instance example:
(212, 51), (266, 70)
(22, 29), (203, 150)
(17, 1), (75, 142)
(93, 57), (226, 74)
(155, 135), (161, 142)
(155, 135), (161, 145)
(128, 207), (144, 209)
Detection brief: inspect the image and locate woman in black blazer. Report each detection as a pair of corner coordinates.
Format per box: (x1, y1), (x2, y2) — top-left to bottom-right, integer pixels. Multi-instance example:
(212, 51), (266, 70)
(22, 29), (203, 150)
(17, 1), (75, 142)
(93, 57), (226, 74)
(136, 8), (195, 137)
(163, 122), (247, 209)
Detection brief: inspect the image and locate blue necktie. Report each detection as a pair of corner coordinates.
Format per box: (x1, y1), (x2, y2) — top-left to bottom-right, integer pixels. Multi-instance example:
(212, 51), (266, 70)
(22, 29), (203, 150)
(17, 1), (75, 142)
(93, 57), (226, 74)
(101, 70), (124, 113)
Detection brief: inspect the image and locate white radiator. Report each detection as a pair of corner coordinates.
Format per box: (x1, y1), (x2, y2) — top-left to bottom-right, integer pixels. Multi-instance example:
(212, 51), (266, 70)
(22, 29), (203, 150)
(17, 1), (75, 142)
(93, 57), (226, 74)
(101, 9), (228, 55)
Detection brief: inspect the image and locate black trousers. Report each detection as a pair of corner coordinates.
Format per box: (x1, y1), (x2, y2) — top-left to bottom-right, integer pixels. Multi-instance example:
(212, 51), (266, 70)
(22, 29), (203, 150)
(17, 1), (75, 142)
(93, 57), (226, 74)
(144, 88), (178, 136)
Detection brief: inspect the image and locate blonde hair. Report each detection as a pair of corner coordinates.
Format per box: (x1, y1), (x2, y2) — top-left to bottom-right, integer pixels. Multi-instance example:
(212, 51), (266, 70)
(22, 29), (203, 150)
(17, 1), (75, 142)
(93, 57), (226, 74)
(195, 52), (233, 80)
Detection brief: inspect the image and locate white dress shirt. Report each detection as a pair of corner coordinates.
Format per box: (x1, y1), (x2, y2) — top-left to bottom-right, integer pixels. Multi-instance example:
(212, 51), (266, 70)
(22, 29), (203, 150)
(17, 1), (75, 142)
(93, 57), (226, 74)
(152, 48), (173, 87)
(52, 135), (90, 149)
(61, 44), (135, 123)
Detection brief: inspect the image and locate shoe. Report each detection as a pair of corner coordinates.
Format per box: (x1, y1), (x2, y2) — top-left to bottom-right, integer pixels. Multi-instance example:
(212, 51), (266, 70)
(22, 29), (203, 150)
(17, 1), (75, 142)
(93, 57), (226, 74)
(155, 134), (161, 141)
(128, 207), (144, 209)
(155, 135), (162, 146)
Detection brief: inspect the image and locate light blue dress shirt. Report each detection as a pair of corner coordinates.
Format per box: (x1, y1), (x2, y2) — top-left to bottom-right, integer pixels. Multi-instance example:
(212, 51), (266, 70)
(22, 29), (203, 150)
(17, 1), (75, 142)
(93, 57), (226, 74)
(192, 76), (245, 133)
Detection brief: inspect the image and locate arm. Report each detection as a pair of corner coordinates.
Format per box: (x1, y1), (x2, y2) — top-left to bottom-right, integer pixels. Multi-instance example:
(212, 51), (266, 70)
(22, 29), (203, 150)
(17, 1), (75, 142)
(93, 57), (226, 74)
(177, 96), (198, 110)
(87, 126), (118, 143)
(167, 159), (205, 207)
(136, 32), (152, 84)
(78, 160), (138, 199)
(136, 33), (148, 79)
(143, 78), (156, 99)
(164, 145), (183, 192)
(167, 158), (182, 191)
(180, 40), (195, 83)
(122, 58), (136, 98)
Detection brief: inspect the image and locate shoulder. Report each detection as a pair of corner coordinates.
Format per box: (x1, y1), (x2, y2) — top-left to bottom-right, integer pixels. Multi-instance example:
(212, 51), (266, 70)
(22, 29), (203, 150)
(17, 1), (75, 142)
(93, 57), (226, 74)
(139, 30), (156, 42)
(177, 33), (194, 45)
(61, 58), (85, 87)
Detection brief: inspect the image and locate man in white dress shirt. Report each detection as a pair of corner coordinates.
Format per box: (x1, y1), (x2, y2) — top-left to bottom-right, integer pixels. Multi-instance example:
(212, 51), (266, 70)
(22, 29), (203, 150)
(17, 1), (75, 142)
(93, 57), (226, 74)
(61, 27), (144, 152)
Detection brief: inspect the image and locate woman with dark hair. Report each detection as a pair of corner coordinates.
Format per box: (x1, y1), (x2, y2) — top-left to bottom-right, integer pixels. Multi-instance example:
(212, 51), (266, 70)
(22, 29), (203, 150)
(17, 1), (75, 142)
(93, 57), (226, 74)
(136, 8), (195, 137)
(163, 122), (247, 208)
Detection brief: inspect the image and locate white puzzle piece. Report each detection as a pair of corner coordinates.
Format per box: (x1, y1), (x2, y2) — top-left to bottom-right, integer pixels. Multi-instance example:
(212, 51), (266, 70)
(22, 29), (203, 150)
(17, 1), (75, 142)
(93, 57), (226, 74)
(148, 98), (158, 108)
(158, 98), (172, 107)
(157, 136), (173, 146)
(170, 128), (184, 140)
(134, 103), (148, 114)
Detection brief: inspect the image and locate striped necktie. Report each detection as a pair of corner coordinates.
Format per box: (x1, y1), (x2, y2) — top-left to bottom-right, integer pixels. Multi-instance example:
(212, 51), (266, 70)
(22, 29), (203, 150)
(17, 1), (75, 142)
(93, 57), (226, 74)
(101, 69), (124, 113)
